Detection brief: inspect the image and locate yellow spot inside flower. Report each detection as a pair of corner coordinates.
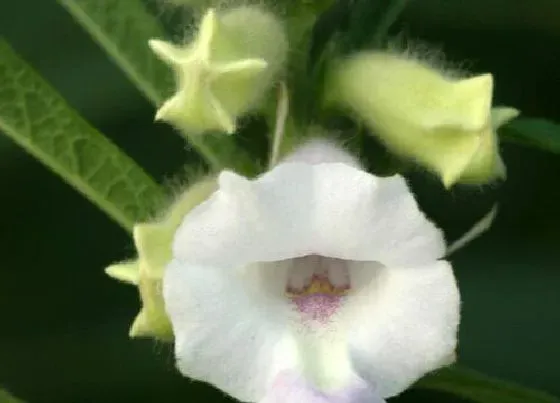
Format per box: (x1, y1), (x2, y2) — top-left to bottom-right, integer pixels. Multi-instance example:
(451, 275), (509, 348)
(286, 274), (350, 297)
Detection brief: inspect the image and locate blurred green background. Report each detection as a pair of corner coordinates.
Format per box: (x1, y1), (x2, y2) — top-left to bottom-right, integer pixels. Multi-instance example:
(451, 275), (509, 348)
(0, 0), (559, 402)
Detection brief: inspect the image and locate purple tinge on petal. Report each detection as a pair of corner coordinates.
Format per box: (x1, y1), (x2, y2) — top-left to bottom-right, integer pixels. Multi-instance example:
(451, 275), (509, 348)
(260, 371), (386, 403)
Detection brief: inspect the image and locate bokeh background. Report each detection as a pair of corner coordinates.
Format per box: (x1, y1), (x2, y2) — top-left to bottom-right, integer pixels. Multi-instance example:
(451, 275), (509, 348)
(0, 0), (559, 402)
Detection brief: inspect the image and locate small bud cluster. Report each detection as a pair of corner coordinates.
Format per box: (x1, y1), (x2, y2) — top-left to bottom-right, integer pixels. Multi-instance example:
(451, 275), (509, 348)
(106, 0), (521, 341)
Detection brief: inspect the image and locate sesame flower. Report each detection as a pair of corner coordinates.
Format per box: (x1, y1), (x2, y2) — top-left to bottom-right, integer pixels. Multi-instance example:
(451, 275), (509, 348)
(164, 139), (460, 402)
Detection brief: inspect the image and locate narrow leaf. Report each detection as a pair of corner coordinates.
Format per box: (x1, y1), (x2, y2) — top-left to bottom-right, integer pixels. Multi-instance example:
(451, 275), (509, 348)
(500, 118), (560, 154)
(57, 0), (171, 104)
(417, 366), (560, 403)
(0, 39), (165, 231)
(56, 0), (257, 175)
(313, 0), (410, 56)
(0, 388), (24, 403)
(370, 0), (409, 47)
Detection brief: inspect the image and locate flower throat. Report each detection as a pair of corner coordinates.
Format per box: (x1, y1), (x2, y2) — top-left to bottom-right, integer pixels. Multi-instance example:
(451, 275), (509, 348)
(285, 255), (350, 323)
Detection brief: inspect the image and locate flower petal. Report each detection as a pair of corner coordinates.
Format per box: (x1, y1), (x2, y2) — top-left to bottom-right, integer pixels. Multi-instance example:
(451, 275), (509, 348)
(260, 371), (386, 403)
(173, 162), (445, 268)
(167, 145), (452, 399)
(281, 138), (362, 167)
(164, 259), (298, 402)
(345, 260), (460, 398)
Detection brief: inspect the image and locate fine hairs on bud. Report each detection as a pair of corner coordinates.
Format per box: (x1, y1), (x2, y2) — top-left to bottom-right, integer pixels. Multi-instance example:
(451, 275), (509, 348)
(156, 164), (211, 221)
(386, 34), (470, 80)
(104, 171), (220, 341)
(162, 0), (284, 29)
(149, 3), (289, 134)
(178, 1), (289, 68)
(218, 4), (288, 71)
(323, 46), (504, 187)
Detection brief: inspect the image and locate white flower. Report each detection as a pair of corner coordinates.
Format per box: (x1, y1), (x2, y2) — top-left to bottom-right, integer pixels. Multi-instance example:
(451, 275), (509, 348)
(164, 139), (461, 402)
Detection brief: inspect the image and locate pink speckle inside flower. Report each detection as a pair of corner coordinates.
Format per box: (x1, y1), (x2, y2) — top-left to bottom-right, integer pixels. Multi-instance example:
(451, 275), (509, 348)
(283, 255), (351, 323)
(290, 293), (345, 323)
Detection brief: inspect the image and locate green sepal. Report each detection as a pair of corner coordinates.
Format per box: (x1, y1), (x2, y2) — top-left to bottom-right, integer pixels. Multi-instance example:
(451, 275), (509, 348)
(106, 176), (218, 340)
(324, 51), (519, 187)
(149, 7), (288, 136)
(56, 0), (258, 176)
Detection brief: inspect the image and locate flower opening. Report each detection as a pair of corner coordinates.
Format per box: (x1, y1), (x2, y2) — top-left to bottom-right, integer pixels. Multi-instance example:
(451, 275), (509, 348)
(164, 139), (460, 403)
(284, 256), (351, 324)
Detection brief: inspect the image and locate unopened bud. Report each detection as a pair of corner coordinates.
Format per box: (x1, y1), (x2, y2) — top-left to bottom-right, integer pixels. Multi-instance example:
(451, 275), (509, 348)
(106, 176), (218, 340)
(149, 6), (288, 135)
(324, 51), (518, 187)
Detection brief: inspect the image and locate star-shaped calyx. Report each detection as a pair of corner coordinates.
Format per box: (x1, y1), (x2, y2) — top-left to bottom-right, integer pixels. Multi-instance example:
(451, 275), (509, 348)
(457, 106), (519, 184)
(149, 7), (284, 135)
(105, 177), (218, 340)
(105, 223), (174, 340)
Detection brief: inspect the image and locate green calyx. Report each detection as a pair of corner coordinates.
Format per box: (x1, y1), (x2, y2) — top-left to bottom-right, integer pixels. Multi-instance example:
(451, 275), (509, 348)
(149, 6), (288, 135)
(105, 176), (218, 340)
(324, 51), (519, 187)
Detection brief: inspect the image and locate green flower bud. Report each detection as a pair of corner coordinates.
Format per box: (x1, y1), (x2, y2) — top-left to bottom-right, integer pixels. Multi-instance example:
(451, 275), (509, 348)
(105, 177), (218, 340)
(149, 6), (288, 134)
(324, 51), (519, 187)
(459, 106), (519, 184)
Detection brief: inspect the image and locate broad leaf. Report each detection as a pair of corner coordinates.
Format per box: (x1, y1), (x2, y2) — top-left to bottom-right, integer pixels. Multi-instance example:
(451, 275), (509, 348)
(500, 118), (560, 155)
(0, 40), (165, 232)
(418, 366), (560, 403)
(56, 0), (257, 175)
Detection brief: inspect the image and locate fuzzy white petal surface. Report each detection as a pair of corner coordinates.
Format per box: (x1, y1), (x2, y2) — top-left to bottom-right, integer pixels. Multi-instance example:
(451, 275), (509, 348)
(346, 260), (460, 398)
(164, 259), (298, 402)
(260, 371), (386, 403)
(172, 162), (445, 267)
(167, 154), (452, 400)
(281, 139), (362, 167)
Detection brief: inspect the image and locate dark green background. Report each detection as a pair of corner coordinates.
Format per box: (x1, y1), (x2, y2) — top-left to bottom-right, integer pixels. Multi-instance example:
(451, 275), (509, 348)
(0, 0), (559, 402)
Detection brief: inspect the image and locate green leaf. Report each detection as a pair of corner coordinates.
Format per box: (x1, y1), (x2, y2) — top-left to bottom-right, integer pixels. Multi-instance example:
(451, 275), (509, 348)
(311, 0), (409, 58)
(500, 118), (560, 154)
(56, 0), (258, 175)
(57, 0), (171, 104)
(0, 39), (165, 232)
(370, 0), (409, 47)
(299, 0), (410, 126)
(417, 366), (560, 403)
(0, 388), (24, 403)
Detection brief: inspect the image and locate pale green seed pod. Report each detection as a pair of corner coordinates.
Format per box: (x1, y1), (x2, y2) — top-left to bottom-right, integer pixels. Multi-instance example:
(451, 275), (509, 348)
(324, 51), (518, 187)
(149, 6), (288, 134)
(105, 176), (218, 340)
